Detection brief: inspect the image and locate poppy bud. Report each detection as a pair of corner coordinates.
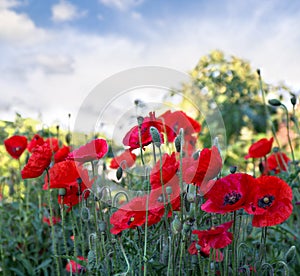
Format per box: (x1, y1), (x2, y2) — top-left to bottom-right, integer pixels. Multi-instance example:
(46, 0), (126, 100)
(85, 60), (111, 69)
(150, 126), (161, 147)
(192, 150), (200, 160)
(98, 221), (107, 232)
(291, 95), (297, 106)
(174, 135), (181, 152)
(87, 250), (96, 271)
(116, 166), (123, 180)
(65, 133), (72, 145)
(285, 245), (296, 264)
(256, 69), (261, 76)
(268, 99), (281, 106)
(58, 188), (66, 196)
(272, 147), (279, 153)
(171, 216), (182, 234)
(186, 193), (194, 203)
(195, 243), (201, 251)
(166, 186), (172, 195)
(137, 116), (144, 127)
(230, 166), (237, 174)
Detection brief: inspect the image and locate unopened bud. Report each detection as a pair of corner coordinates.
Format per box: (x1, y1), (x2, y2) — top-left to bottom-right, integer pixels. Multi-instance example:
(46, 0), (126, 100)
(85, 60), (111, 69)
(81, 207), (90, 221)
(116, 166), (123, 180)
(98, 221), (107, 232)
(58, 188), (66, 196)
(285, 245), (296, 264)
(230, 166), (237, 174)
(137, 116), (144, 127)
(171, 216), (182, 234)
(175, 135), (181, 152)
(65, 133), (72, 145)
(291, 95), (297, 106)
(268, 99), (281, 107)
(166, 186), (172, 195)
(150, 126), (161, 147)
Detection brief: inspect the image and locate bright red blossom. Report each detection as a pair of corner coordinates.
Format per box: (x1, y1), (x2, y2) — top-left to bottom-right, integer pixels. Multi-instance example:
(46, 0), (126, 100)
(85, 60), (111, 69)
(27, 134), (44, 152)
(54, 145), (71, 163)
(123, 112), (169, 150)
(201, 173), (256, 213)
(244, 176), (293, 227)
(4, 135), (28, 159)
(266, 152), (290, 173)
(182, 146), (222, 187)
(150, 152), (179, 189)
(245, 137), (274, 159)
(67, 138), (108, 162)
(188, 241), (224, 262)
(21, 143), (52, 179)
(43, 216), (61, 226)
(45, 137), (60, 153)
(159, 110), (201, 142)
(110, 149), (136, 169)
(65, 256), (86, 274)
(192, 220), (234, 249)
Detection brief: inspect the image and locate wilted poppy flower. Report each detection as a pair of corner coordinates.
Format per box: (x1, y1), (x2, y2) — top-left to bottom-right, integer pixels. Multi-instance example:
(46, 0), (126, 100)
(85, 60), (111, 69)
(21, 143), (52, 179)
(110, 196), (147, 234)
(150, 152), (179, 189)
(266, 152), (290, 173)
(182, 146), (222, 187)
(244, 176), (293, 227)
(245, 137), (274, 159)
(110, 149), (136, 169)
(4, 135), (27, 159)
(27, 134), (44, 153)
(67, 138), (108, 163)
(159, 110), (201, 142)
(43, 216), (61, 226)
(201, 173), (256, 213)
(192, 220), (233, 249)
(65, 256), (86, 274)
(188, 241), (224, 262)
(45, 137), (60, 153)
(123, 112), (168, 150)
(54, 145), (71, 163)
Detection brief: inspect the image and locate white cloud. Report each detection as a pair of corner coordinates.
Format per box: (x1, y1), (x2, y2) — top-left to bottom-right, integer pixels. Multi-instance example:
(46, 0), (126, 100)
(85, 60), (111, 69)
(99, 0), (143, 11)
(0, 8), (46, 44)
(51, 0), (87, 22)
(0, 0), (21, 10)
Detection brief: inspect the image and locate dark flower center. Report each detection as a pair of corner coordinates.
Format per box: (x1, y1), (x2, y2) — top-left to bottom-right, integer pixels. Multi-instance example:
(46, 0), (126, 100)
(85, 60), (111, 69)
(224, 191), (242, 205)
(258, 195), (275, 209)
(127, 217), (135, 225)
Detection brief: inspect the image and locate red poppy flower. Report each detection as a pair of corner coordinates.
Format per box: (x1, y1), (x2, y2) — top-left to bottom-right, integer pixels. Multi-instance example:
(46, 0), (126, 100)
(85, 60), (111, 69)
(65, 256), (86, 274)
(67, 138), (108, 163)
(244, 176), (293, 227)
(43, 216), (61, 226)
(245, 137), (274, 159)
(110, 196), (147, 234)
(123, 112), (168, 150)
(183, 134), (198, 155)
(27, 134), (45, 153)
(182, 146), (222, 186)
(110, 149), (137, 169)
(45, 137), (60, 153)
(148, 177), (181, 222)
(54, 145), (71, 163)
(159, 110), (201, 142)
(21, 143), (52, 179)
(192, 220), (233, 249)
(266, 152), (290, 173)
(188, 241), (224, 262)
(150, 152), (179, 189)
(201, 173), (256, 213)
(43, 160), (93, 190)
(4, 135), (28, 159)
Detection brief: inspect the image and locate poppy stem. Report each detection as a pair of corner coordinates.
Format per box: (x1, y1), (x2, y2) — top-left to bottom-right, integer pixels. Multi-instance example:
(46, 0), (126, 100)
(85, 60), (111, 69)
(143, 169), (150, 276)
(60, 199), (68, 256)
(46, 168), (61, 276)
(231, 211), (237, 275)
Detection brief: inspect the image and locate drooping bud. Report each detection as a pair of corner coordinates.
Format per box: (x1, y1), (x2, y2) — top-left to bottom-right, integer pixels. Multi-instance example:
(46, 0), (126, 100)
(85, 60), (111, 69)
(229, 166), (237, 174)
(268, 99), (282, 107)
(116, 166), (123, 180)
(174, 135), (181, 152)
(150, 126), (161, 147)
(291, 94), (297, 106)
(285, 245), (296, 264)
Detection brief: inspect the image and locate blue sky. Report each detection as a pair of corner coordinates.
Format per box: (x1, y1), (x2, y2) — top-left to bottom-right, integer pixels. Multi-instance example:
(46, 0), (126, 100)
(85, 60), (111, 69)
(1, 0), (300, 131)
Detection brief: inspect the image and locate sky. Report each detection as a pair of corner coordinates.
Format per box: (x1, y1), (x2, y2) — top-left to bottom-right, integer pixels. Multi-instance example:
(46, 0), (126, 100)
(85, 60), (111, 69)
(1, 0), (300, 133)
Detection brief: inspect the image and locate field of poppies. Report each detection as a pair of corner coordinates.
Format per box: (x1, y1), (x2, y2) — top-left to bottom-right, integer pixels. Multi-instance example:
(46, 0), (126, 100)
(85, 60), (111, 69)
(0, 57), (300, 275)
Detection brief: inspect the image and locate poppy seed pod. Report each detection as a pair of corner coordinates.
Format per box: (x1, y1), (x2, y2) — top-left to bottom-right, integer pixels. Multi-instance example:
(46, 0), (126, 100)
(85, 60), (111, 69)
(150, 126), (161, 147)
(268, 99), (282, 106)
(291, 95), (297, 106)
(58, 188), (66, 196)
(230, 166), (237, 174)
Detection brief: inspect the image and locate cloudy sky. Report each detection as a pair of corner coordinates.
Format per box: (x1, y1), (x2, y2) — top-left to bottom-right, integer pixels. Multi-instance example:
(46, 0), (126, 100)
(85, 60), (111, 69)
(1, 0), (300, 132)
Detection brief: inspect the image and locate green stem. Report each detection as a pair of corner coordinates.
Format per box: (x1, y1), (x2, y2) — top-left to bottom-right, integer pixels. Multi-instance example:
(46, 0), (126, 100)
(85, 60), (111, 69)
(143, 170), (150, 276)
(231, 211), (237, 275)
(46, 169), (61, 276)
(60, 200), (68, 256)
